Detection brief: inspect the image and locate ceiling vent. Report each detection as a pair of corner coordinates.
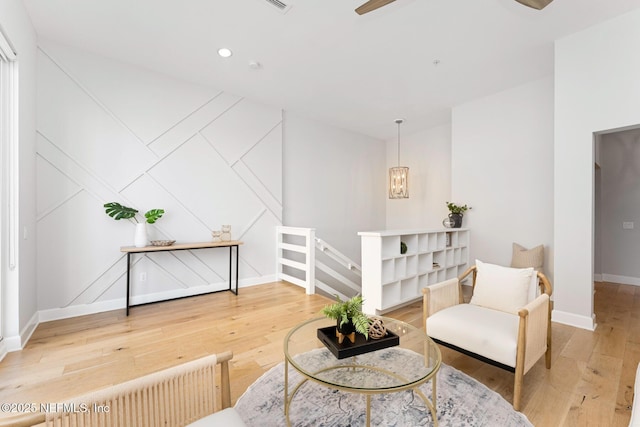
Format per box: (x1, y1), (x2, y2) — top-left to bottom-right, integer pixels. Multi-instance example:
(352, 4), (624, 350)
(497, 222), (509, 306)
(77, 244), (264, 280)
(261, 0), (292, 13)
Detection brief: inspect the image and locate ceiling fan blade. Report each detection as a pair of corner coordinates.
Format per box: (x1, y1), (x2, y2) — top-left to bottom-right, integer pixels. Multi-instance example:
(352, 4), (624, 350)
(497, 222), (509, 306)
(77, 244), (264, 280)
(355, 0), (396, 15)
(514, 0), (553, 10)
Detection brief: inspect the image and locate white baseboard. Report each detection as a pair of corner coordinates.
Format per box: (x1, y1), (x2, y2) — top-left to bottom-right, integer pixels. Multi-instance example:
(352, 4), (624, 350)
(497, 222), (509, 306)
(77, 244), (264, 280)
(552, 309), (597, 331)
(601, 273), (640, 287)
(38, 276), (275, 323)
(593, 273), (603, 282)
(4, 311), (39, 353)
(0, 339), (7, 362)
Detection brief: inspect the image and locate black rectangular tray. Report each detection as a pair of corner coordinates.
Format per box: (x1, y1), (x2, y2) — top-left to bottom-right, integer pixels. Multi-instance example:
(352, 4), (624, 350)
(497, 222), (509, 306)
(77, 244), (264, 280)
(317, 326), (400, 359)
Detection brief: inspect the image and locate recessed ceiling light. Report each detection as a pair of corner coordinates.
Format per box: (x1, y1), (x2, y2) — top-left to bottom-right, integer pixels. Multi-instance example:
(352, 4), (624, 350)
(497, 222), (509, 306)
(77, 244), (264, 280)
(218, 48), (233, 58)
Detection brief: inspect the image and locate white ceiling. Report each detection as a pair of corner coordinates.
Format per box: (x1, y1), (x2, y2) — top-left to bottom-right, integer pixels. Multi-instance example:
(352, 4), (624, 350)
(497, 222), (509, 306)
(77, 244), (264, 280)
(21, 0), (640, 139)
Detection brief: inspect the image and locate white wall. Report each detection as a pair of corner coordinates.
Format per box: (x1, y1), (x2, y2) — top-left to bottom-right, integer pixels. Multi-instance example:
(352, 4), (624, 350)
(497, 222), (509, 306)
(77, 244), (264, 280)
(597, 128), (640, 285)
(36, 40), (283, 320)
(283, 112), (386, 262)
(555, 8), (640, 330)
(451, 77), (554, 276)
(0, 0), (39, 352)
(385, 123), (452, 230)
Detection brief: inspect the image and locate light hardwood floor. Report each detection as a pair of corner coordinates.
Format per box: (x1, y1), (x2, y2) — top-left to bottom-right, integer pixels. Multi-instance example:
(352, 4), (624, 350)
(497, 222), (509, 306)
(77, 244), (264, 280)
(0, 280), (637, 426)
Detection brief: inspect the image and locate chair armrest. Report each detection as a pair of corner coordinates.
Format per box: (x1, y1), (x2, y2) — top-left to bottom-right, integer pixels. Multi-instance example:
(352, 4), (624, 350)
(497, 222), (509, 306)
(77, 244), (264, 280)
(422, 278), (460, 329)
(517, 294), (550, 374)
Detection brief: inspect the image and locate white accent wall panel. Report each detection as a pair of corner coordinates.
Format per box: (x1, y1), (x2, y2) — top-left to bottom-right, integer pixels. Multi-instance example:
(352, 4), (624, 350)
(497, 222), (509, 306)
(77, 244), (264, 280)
(36, 40), (282, 317)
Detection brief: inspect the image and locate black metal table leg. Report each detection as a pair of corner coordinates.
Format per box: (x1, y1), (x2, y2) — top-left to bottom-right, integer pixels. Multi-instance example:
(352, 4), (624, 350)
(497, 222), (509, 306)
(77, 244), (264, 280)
(126, 252), (131, 316)
(235, 245), (239, 294)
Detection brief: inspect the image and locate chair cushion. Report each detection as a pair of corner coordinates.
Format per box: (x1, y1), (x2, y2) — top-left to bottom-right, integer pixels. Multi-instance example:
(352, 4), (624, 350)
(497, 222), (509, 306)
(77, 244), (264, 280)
(427, 303), (519, 368)
(186, 407), (247, 427)
(470, 260), (534, 314)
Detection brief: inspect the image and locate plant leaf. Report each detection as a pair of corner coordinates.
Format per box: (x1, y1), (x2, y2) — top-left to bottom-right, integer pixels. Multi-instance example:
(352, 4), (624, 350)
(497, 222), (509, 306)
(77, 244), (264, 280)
(104, 202), (138, 221)
(145, 209), (165, 224)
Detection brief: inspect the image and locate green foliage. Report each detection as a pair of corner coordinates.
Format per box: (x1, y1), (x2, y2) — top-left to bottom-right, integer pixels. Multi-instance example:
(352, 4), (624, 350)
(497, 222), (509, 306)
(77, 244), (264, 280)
(322, 295), (372, 339)
(104, 202), (139, 221)
(446, 202), (471, 215)
(144, 209), (165, 224)
(104, 202), (165, 224)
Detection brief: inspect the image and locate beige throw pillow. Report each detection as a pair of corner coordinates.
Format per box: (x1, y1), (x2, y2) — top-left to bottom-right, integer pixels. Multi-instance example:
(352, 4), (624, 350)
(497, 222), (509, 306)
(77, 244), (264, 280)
(470, 259), (534, 314)
(510, 243), (544, 270)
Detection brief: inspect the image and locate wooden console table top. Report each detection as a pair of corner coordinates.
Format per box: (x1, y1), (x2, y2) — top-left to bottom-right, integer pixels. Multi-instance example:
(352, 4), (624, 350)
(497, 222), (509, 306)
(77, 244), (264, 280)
(121, 240), (244, 253)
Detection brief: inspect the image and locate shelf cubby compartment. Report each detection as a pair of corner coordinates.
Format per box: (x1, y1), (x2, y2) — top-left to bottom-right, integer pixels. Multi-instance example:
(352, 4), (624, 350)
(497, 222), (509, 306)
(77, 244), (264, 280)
(381, 236), (401, 259)
(436, 232), (446, 250)
(382, 282), (401, 309)
(382, 259), (395, 283)
(457, 230), (469, 247)
(437, 269), (446, 282)
(427, 233), (438, 251)
(428, 271), (439, 285)
(400, 277), (419, 301)
(445, 267), (458, 280)
(401, 234), (418, 255)
(460, 247), (468, 264)
(417, 234), (429, 252)
(418, 273), (429, 289)
(433, 250), (445, 268)
(405, 255), (418, 276)
(418, 253), (433, 274)
(454, 248), (462, 265)
(395, 257), (407, 278)
(446, 249), (454, 266)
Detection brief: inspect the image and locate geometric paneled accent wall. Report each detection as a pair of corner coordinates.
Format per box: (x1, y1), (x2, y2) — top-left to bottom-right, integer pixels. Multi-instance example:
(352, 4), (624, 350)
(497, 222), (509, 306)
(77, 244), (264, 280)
(36, 40), (282, 319)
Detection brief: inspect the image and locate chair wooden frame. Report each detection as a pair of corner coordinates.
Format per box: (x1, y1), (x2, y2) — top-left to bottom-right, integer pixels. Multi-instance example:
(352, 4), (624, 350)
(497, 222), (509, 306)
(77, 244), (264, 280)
(422, 266), (552, 411)
(1, 351), (233, 427)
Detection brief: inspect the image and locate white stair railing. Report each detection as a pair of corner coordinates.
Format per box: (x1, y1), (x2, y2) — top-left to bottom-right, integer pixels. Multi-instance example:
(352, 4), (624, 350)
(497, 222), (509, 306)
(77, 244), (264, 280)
(276, 226), (362, 298)
(276, 226), (315, 294)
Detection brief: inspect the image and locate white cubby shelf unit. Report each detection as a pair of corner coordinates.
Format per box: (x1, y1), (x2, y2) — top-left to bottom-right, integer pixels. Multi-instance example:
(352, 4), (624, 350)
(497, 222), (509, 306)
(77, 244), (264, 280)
(359, 229), (469, 314)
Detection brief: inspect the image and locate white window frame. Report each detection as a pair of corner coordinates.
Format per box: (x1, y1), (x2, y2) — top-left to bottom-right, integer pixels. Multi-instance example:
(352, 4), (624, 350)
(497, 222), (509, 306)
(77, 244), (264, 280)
(0, 26), (18, 343)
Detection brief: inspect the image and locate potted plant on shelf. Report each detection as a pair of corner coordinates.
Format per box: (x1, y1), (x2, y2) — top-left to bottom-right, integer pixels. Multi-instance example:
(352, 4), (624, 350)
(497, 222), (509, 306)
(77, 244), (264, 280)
(445, 201), (471, 228)
(322, 295), (372, 344)
(104, 202), (165, 248)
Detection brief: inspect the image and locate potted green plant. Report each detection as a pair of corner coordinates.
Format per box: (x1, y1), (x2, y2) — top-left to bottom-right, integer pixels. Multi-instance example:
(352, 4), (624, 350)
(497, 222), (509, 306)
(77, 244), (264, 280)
(322, 295), (372, 343)
(104, 202), (165, 247)
(445, 201), (471, 228)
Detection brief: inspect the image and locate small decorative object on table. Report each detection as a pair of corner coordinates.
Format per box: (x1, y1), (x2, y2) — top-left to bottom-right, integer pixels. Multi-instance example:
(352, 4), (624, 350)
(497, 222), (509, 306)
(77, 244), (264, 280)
(400, 241), (407, 254)
(445, 201), (471, 228)
(149, 240), (175, 247)
(368, 318), (387, 339)
(221, 225), (231, 242)
(211, 230), (222, 242)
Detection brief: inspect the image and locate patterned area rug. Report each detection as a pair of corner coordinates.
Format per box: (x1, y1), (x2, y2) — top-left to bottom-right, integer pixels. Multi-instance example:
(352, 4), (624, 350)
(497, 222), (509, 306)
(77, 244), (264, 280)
(235, 348), (532, 426)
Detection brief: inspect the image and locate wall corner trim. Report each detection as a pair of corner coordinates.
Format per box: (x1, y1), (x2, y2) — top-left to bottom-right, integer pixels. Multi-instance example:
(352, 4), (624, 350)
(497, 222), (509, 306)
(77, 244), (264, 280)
(551, 309), (596, 331)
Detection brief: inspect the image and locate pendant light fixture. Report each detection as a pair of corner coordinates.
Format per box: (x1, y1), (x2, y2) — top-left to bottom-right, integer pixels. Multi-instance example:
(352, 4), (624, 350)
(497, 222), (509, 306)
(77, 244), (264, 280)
(389, 119), (409, 199)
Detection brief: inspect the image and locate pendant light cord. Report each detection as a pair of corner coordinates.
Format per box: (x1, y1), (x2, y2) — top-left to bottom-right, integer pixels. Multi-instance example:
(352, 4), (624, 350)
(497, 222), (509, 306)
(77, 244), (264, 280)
(395, 118), (403, 166)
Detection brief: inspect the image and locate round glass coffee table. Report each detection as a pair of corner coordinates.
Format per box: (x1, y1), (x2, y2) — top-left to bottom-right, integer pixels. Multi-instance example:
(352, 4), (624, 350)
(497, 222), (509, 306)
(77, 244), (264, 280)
(283, 316), (442, 426)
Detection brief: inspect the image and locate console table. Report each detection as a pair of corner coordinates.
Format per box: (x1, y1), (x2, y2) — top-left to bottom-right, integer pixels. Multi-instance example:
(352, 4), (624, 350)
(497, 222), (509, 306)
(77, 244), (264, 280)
(120, 240), (243, 315)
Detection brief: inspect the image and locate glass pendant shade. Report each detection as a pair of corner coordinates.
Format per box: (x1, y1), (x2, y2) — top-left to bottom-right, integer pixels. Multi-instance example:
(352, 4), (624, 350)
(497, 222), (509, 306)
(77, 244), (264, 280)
(388, 118), (409, 199)
(389, 166), (409, 198)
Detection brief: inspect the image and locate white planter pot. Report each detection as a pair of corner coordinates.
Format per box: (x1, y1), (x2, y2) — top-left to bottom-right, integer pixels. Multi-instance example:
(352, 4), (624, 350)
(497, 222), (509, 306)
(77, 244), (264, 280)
(134, 223), (148, 248)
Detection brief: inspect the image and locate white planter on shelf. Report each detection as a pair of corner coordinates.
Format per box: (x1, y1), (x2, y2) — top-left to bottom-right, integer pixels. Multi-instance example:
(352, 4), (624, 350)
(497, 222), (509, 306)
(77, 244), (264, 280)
(134, 223), (148, 248)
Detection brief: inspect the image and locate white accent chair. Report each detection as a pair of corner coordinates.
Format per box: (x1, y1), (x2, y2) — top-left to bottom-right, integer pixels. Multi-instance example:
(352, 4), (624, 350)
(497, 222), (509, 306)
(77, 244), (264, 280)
(422, 261), (552, 411)
(1, 351), (245, 427)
